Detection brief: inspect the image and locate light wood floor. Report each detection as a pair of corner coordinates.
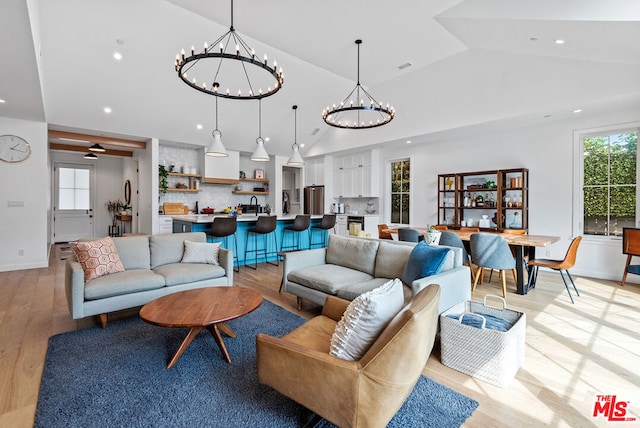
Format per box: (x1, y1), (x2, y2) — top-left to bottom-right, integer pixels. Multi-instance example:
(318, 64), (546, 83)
(1, 245), (639, 427)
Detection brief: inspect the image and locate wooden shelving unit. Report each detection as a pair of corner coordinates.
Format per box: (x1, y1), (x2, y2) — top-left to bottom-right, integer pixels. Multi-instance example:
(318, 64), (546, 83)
(438, 168), (528, 230)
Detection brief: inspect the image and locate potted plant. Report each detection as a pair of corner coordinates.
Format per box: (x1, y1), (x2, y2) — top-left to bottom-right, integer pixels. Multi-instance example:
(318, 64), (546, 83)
(106, 200), (122, 227)
(425, 225), (442, 246)
(159, 165), (169, 194)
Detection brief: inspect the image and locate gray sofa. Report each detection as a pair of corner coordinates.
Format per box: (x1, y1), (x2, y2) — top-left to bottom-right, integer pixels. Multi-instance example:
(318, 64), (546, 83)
(283, 234), (470, 314)
(65, 232), (233, 327)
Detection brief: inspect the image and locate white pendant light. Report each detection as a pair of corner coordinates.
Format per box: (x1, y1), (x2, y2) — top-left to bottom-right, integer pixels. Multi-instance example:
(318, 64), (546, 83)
(286, 105), (304, 166)
(251, 100), (270, 161)
(251, 137), (269, 162)
(206, 94), (229, 157)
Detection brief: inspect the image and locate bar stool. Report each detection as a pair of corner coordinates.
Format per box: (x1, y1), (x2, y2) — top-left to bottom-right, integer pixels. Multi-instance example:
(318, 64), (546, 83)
(207, 216), (239, 272)
(281, 215), (311, 252)
(310, 214), (337, 248)
(245, 215), (279, 269)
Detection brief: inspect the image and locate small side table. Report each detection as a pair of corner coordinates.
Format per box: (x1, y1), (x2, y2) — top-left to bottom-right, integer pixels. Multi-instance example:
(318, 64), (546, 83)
(116, 214), (132, 235)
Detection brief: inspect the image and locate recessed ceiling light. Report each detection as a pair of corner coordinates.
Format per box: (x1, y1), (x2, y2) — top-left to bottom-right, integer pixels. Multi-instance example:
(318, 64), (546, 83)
(103, 107), (112, 113)
(265, 137), (270, 142)
(398, 62), (412, 70)
(196, 124), (203, 130)
(406, 140), (412, 144)
(555, 39), (565, 44)
(113, 52), (123, 61)
(544, 114), (552, 118)
(529, 37), (538, 42)
(573, 109), (582, 113)
(300, 144), (305, 148)
(311, 128), (320, 136)
(0, 99), (5, 103)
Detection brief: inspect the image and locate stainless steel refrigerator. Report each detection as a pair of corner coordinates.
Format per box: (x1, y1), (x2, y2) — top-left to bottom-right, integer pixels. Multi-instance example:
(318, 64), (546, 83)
(304, 185), (324, 215)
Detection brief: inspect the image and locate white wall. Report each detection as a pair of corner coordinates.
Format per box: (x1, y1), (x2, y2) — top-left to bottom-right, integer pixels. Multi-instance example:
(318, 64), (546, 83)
(376, 107), (640, 282)
(0, 117), (48, 271)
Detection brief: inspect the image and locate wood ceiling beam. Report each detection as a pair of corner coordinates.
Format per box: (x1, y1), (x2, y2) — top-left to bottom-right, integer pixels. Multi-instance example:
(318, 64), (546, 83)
(48, 130), (146, 149)
(49, 143), (133, 157)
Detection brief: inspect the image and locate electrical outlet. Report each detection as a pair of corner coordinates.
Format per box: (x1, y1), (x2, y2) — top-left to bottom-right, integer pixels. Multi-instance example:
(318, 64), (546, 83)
(18, 249), (24, 256)
(7, 200), (25, 207)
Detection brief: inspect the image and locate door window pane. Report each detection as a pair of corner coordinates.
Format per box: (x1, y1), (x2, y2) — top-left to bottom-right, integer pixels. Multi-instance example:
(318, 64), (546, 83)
(58, 167), (91, 210)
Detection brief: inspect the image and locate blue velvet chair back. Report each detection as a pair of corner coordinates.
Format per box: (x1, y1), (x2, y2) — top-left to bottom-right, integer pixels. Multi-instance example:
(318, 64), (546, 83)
(398, 228), (422, 242)
(439, 231), (470, 262)
(470, 233), (515, 270)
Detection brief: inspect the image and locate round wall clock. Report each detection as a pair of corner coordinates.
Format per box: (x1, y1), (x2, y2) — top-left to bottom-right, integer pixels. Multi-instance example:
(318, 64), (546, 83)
(0, 135), (32, 163)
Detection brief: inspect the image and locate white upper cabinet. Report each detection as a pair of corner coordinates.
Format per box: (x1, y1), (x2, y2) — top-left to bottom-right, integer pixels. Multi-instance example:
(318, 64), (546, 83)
(305, 157), (324, 186)
(332, 151), (378, 198)
(202, 149), (240, 181)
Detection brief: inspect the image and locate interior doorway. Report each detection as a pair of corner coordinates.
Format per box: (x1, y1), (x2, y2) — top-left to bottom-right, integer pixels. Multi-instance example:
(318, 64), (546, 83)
(282, 166), (301, 215)
(53, 162), (96, 242)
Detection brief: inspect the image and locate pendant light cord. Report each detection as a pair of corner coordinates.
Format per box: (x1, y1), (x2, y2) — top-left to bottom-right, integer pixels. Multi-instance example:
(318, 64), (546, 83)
(258, 99), (262, 138)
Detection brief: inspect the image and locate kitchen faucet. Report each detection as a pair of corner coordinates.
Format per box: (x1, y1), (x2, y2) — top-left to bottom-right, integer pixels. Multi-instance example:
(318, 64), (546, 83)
(250, 196), (258, 213)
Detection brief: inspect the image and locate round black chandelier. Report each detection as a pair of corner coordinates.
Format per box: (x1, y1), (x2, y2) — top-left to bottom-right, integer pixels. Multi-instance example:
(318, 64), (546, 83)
(174, 0), (284, 100)
(322, 39), (395, 129)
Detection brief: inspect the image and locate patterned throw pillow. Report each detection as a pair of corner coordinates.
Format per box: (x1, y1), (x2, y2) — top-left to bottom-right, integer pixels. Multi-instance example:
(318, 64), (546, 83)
(70, 236), (125, 282)
(329, 278), (405, 361)
(181, 240), (221, 265)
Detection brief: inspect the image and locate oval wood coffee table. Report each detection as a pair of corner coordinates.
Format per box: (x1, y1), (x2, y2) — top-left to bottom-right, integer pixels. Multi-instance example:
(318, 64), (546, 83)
(140, 286), (262, 368)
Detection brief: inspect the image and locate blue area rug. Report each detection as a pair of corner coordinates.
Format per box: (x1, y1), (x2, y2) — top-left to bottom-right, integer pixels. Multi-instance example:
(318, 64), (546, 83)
(36, 300), (478, 427)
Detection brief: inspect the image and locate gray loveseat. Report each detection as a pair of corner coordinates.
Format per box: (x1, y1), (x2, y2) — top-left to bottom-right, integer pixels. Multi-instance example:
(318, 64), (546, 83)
(282, 235), (471, 314)
(65, 232), (233, 327)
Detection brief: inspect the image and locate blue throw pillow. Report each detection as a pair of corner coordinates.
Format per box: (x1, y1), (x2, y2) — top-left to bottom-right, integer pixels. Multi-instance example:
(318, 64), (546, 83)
(401, 241), (450, 285)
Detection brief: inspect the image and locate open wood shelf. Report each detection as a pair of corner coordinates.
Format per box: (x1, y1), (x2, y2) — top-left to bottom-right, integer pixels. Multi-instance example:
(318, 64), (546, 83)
(231, 190), (269, 195)
(167, 172), (202, 178)
(161, 188), (202, 193)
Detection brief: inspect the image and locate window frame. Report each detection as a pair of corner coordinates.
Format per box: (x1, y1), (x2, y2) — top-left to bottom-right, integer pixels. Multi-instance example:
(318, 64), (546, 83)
(573, 121), (640, 241)
(388, 157), (411, 225)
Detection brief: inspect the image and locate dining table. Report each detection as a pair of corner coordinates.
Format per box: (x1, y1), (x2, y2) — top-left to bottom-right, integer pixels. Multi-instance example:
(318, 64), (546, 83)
(384, 227), (560, 295)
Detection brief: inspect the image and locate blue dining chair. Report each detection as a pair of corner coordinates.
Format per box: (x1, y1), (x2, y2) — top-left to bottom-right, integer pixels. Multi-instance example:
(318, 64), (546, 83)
(470, 233), (516, 298)
(438, 231), (475, 278)
(398, 228), (423, 243)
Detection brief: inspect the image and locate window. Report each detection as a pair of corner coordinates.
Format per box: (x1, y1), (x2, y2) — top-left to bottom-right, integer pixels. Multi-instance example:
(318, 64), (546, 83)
(390, 159), (410, 224)
(582, 130), (638, 236)
(58, 167), (91, 210)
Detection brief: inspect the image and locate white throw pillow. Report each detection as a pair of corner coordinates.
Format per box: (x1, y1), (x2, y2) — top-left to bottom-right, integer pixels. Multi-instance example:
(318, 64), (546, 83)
(180, 240), (221, 265)
(329, 278), (405, 361)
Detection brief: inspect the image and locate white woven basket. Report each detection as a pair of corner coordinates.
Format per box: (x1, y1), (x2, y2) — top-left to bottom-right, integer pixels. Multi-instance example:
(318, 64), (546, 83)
(440, 295), (526, 387)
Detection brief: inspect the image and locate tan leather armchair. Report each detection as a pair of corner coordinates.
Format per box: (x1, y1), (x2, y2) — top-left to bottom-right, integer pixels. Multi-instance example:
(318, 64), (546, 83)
(256, 285), (441, 428)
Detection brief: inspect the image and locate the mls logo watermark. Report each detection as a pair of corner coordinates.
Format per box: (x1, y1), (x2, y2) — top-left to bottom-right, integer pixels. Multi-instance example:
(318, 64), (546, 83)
(593, 395), (637, 422)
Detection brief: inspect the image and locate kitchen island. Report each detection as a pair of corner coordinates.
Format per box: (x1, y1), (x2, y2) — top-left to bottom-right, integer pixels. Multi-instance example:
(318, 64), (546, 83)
(171, 214), (325, 267)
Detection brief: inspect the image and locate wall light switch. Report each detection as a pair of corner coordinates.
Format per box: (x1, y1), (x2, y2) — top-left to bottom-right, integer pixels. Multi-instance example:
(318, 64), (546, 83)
(7, 200), (25, 207)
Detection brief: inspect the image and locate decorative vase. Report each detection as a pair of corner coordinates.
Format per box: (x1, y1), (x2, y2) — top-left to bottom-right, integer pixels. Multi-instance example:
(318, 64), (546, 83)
(426, 231), (442, 246)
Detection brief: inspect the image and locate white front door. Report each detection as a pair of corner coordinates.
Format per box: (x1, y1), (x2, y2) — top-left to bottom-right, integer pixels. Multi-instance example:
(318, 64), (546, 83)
(53, 162), (96, 243)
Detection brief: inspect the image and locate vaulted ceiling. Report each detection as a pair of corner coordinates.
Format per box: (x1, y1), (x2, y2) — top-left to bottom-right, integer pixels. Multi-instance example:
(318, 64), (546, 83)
(2, 0), (640, 157)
